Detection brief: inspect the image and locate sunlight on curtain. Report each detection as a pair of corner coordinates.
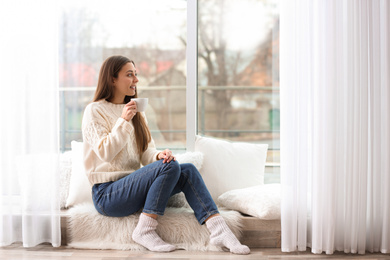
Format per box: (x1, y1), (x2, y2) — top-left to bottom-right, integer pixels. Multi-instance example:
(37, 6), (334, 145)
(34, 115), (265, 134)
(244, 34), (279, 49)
(280, 0), (389, 254)
(0, 1), (61, 247)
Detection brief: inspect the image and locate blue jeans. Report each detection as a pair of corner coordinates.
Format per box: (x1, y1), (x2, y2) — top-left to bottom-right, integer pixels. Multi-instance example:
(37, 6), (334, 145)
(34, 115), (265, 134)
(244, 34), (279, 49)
(92, 160), (219, 224)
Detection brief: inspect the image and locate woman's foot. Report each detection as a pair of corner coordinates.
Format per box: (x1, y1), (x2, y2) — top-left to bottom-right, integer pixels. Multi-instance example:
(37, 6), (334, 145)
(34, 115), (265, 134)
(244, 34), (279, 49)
(206, 215), (250, 255)
(132, 213), (176, 252)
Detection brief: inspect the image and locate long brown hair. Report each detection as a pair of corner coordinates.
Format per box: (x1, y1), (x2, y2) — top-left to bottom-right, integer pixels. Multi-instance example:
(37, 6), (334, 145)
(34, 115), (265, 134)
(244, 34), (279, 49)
(93, 55), (151, 155)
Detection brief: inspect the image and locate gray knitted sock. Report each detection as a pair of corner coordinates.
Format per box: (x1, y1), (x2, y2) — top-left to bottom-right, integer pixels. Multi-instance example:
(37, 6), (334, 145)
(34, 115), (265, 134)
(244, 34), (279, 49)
(206, 215), (250, 255)
(132, 214), (176, 252)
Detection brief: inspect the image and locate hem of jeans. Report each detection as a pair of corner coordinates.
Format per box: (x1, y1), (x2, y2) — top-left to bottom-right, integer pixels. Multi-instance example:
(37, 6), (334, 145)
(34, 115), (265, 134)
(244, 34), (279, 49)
(199, 210), (220, 225)
(142, 209), (165, 216)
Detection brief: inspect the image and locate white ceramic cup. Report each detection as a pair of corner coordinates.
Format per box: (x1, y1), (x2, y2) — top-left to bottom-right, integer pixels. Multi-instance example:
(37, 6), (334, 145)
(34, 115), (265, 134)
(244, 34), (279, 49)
(132, 98), (148, 112)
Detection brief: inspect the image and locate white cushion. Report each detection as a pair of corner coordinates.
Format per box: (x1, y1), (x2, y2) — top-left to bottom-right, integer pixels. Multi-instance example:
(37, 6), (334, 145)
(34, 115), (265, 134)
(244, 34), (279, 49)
(218, 184), (281, 220)
(175, 151), (204, 170)
(194, 135), (268, 201)
(65, 141), (93, 208)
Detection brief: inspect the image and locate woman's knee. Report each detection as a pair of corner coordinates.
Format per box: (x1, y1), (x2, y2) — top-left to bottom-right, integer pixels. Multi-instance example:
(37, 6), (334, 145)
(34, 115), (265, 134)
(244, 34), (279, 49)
(160, 159), (181, 178)
(171, 159), (181, 174)
(180, 163), (204, 181)
(180, 163), (199, 174)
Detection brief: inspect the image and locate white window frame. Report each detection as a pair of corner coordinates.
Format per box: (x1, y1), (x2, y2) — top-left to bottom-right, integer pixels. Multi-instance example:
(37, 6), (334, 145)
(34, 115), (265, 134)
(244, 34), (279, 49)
(186, 0), (198, 151)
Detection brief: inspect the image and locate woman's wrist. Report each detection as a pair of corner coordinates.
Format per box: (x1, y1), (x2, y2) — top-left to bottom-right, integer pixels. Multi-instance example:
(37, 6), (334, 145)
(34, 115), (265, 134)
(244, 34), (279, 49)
(156, 152), (161, 160)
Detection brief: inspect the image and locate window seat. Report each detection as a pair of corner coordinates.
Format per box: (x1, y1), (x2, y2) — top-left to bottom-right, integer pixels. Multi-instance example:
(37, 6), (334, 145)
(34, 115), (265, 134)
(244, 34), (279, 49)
(60, 209), (281, 248)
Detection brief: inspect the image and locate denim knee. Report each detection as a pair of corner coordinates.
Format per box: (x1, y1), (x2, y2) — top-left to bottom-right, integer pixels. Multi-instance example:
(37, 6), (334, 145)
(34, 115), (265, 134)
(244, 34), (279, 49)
(169, 159), (181, 176)
(160, 159), (181, 178)
(181, 163), (200, 177)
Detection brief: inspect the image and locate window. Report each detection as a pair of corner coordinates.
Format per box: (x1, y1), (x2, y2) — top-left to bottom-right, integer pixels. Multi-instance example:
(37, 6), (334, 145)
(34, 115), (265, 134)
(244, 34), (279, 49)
(59, 0), (280, 182)
(59, 0), (187, 152)
(197, 0), (280, 182)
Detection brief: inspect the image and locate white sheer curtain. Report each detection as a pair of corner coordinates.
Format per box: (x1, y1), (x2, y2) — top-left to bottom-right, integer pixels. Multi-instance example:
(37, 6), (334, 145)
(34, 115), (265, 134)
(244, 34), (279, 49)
(0, 1), (61, 247)
(280, 0), (389, 255)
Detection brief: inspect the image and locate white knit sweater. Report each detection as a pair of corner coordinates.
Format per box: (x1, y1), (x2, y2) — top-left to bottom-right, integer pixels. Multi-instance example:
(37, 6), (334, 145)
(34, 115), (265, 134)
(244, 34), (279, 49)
(82, 99), (160, 186)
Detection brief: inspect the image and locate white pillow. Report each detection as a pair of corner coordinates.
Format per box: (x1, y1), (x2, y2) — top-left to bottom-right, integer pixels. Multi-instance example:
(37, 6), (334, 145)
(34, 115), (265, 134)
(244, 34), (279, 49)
(175, 151), (204, 170)
(65, 141), (93, 208)
(218, 184), (281, 220)
(194, 135), (268, 201)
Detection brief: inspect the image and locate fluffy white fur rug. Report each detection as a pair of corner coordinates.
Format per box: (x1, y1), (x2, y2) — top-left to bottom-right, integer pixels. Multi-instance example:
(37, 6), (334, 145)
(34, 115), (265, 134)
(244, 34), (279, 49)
(67, 203), (243, 251)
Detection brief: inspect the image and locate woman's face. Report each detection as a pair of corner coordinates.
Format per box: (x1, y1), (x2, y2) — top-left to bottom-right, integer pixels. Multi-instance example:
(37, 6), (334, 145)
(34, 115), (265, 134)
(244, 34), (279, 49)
(112, 62), (138, 103)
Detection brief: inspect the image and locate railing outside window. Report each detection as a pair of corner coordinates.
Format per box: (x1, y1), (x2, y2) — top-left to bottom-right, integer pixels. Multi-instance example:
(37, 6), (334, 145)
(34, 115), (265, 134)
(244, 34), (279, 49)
(60, 85), (280, 171)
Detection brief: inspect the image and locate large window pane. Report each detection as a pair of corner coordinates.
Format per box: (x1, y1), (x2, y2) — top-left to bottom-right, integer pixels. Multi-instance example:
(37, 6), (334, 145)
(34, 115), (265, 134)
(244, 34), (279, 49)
(59, 0), (187, 152)
(197, 0), (279, 181)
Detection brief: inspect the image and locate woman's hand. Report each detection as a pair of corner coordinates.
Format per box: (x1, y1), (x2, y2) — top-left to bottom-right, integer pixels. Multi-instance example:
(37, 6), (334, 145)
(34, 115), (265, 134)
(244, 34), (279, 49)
(157, 149), (176, 163)
(121, 101), (137, 121)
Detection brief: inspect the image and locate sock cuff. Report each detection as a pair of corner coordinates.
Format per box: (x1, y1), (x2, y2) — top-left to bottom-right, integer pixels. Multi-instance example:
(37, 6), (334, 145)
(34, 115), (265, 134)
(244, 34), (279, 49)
(206, 215), (228, 230)
(139, 213), (158, 228)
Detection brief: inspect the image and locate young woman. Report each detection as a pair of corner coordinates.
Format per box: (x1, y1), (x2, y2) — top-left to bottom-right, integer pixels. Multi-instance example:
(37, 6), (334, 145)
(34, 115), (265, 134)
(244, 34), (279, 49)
(82, 55), (250, 254)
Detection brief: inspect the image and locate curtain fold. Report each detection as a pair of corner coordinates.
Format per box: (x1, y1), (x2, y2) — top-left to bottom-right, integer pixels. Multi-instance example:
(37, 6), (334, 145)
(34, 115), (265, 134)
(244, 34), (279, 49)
(0, 0), (61, 247)
(280, 0), (389, 254)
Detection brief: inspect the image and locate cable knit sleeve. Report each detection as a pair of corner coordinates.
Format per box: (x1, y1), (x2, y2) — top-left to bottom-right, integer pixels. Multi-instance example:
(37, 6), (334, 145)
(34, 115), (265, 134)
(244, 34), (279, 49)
(82, 104), (134, 163)
(141, 137), (160, 166)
